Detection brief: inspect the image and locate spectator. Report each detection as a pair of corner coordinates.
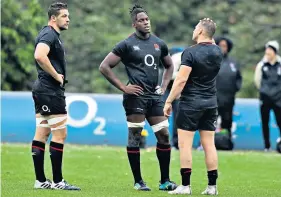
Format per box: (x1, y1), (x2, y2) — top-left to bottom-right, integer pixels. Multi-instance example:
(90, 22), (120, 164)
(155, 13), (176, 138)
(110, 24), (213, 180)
(163, 51), (182, 150)
(215, 37), (242, 149)
(254, 40), (281, 152)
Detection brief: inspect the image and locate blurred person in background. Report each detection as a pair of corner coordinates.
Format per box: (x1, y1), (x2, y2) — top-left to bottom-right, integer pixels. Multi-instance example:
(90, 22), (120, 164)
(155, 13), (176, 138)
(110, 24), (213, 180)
(214, 37), (242, 149)
(254, 40), (281, 152)
(163, 51), (183, 150)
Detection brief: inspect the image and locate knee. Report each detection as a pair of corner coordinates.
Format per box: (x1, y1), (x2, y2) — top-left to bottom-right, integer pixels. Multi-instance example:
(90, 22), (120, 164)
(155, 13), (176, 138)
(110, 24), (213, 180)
(48, 115), (68, 143)
(127, 121), (145, 147)
(155, 129), (170, 145)
(34, 130), (51, 143)
(34, 118), (51, 143)
(201, 142), (216, 152)
(128, 128), (143, 147)
(151, 120), (170, 145)
(52, 130), (67, 143)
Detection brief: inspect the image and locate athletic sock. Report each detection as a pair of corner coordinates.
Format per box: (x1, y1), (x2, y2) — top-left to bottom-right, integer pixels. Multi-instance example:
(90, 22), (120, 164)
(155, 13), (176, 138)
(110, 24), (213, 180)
(180, 168), (192, 186)
(50, 141), (64, 183)
(208, 170), (218, 185)
(156, 143), (171, 183)
(127, 147), (142, 183)
(32, 140), (46, 182)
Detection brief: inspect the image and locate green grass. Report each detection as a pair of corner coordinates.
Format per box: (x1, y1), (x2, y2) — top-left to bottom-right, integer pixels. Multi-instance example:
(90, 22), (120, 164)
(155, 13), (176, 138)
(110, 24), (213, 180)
(1, 143), (281, 197)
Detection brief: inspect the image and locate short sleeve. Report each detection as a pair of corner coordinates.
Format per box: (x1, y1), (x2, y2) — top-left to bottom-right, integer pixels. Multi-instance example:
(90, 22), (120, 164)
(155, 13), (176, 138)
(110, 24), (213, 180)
(38, 32), (55, 47)
(112, 40), (127, 59)
(160, 41), (169, 58)
(181, 48), (194, 67)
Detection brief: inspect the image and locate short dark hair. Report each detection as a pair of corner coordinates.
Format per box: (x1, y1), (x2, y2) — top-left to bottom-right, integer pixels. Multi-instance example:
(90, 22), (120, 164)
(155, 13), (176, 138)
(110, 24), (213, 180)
(129, 4), (148, 22)
(215, 37), (233, 53)
(48, 2), (68, 19)
(199, 18), (217, 38)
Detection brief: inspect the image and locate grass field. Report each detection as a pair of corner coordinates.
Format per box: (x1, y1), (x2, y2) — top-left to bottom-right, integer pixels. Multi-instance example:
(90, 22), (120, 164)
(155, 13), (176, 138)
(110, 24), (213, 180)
(1, 143), (281, 197)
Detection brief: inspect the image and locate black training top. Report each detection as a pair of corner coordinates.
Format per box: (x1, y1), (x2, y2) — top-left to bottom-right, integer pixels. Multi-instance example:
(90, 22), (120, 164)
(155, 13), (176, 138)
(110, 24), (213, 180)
(33, 26), (66, 96)
(180, 42), (223, 110)
(260, 60), (281, 107)
(112, 33), (169, 99)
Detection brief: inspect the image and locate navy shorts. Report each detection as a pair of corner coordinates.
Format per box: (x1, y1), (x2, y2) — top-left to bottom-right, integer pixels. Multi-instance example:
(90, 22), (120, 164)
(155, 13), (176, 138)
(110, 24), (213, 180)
(32, 92), (66, 115)
(123, 97), (164, 117)
(176, 108), (218, 131)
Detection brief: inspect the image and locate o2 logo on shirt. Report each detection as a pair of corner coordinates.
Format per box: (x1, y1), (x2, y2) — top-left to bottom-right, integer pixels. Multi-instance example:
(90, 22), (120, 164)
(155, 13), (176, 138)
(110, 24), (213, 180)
(42, 105), (50, 112)
(66, 95), (106, 135)
(144, 54), (157, 69)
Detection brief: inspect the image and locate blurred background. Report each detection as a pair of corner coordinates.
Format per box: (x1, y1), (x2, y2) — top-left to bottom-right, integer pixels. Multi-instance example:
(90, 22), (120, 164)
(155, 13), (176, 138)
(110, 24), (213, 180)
(2, 0), (281, 96)
(1, 0), (281, 151)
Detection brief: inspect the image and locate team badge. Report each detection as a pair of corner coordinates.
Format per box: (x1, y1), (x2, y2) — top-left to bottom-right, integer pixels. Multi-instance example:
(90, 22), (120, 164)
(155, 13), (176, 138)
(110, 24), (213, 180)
(154, 44), (160, 51)
(263, 66), (268, 72)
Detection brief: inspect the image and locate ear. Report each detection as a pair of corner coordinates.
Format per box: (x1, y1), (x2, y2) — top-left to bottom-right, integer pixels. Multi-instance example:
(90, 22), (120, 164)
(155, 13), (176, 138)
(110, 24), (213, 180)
(51, 15), (56, 22)
(132, 22), (136, 28)
(198, 27), (203, 35)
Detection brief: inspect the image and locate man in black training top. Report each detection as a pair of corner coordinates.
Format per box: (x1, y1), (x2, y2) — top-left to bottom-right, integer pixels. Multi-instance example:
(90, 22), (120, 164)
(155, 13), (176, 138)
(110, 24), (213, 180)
(164, 18), (223, 195)
(100, 4), (177, 192)
(31, 2), (80, 190)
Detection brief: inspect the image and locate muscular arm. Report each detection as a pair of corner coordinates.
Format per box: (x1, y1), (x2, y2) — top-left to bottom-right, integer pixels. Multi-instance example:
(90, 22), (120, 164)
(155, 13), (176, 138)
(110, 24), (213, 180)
(166, 66), (192, 103)
(99, 52), (127, 92)
(34, 43), (60, 80)
(161, 55), (174, 92)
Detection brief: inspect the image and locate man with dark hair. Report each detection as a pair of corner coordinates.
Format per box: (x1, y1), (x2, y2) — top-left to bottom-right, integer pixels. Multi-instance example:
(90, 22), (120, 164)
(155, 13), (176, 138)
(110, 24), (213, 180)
(31, 2), (80, 190)
(165, 18), (223, 195)
(215, 37), (242, 148)
(100, 4), (177, 192)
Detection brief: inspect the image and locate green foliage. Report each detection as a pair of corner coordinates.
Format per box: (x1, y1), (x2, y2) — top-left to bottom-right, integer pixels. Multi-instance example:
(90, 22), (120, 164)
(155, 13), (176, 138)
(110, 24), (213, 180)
(1, 0), (45, 90)
(2, 0), (281, 97)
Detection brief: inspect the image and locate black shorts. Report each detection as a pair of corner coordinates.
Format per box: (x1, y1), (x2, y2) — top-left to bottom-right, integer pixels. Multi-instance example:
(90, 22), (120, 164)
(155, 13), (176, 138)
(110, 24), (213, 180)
(176, 108), (218, 131)
(123, 97), (164, 117)
(32, 92), (67, 115)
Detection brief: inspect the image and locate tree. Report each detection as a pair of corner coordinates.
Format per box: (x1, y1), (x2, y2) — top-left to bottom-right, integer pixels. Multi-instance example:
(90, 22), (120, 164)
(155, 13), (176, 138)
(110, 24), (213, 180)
(2, 0), (281, 98)
(200, 0), (281, 98)
(1, 0), (45, 90)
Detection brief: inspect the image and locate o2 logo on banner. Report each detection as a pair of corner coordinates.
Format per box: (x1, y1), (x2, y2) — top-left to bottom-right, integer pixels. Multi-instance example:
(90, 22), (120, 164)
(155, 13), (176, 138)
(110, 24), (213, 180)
(66, 95), (106, 135)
